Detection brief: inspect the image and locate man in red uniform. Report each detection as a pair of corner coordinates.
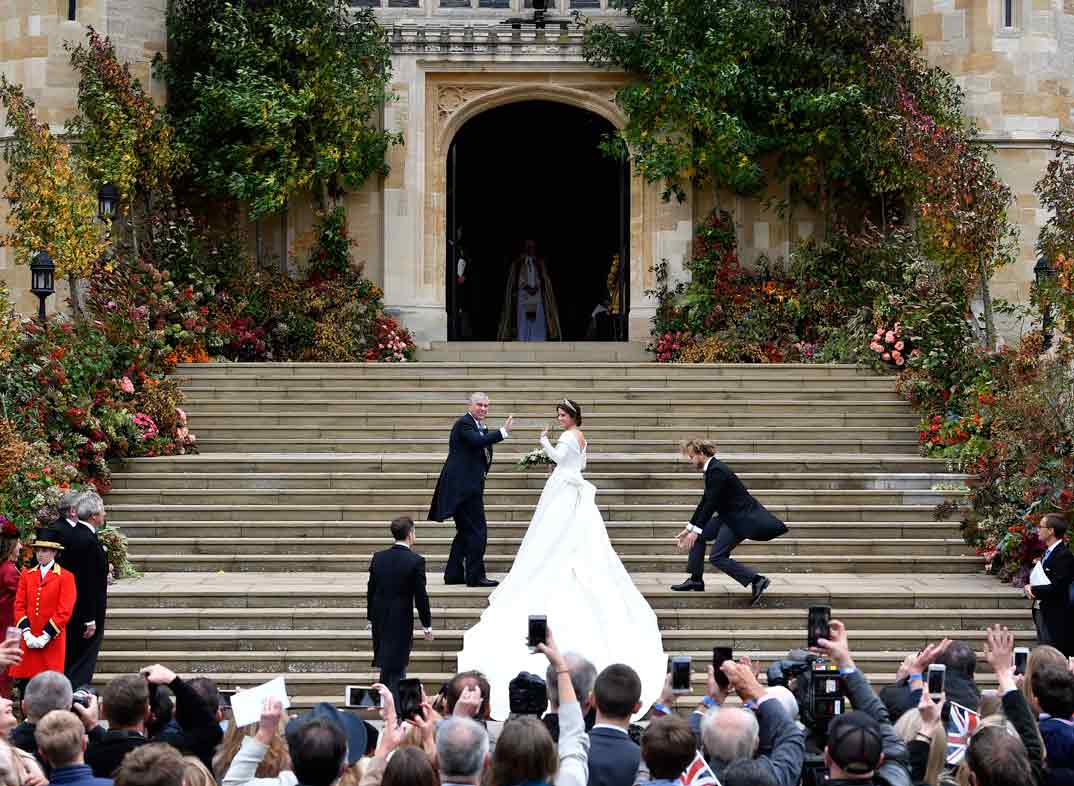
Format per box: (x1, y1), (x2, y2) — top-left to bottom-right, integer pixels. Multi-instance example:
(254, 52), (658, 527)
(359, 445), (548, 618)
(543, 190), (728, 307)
(10, 527), (77, 685)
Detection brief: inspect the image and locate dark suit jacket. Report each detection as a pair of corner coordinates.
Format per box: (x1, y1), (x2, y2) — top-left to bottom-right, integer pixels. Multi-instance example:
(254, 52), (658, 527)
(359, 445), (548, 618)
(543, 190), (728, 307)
(1033, 542), (1074, 656)
(428, 414), (505, 521)
(58, 522), (109, 631)
(367, 544), (432, 672)
(588, 727), (640, 786)
(691, 458), (787, 542)
(879, 671), (980, 723)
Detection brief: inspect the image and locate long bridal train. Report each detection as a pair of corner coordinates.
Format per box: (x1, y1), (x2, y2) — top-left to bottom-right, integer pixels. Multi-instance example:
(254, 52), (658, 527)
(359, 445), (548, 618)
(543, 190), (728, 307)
(457, 429), (667, 720)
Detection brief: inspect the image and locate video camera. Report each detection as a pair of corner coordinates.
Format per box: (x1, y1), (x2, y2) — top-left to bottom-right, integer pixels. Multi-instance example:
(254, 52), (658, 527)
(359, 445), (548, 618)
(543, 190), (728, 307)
(767, 653), (845, 740)
(509, 672), (548, 716)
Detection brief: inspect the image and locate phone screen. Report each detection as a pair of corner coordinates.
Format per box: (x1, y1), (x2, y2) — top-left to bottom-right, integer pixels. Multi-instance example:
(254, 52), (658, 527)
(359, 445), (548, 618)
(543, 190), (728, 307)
(807, 606), (831, 649)
(671, 657), (692, 693)
(927, 666), (946, 697)
(527, 615), (548, 649)
(218, 689), (235, 708)
(1014, 648), (1029, 676)
(713, 647), (732, 690)
(398, 678), (424, 721)
(346, 686), (379, 708)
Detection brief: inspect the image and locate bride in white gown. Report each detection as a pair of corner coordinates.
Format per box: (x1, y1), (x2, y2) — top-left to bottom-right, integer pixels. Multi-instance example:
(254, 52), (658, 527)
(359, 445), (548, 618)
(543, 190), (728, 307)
(457, 398), (667, 721)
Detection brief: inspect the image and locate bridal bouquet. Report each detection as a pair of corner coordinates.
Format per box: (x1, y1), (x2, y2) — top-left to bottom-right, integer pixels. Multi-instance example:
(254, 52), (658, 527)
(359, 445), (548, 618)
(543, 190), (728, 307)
(516, 448), (554, 469)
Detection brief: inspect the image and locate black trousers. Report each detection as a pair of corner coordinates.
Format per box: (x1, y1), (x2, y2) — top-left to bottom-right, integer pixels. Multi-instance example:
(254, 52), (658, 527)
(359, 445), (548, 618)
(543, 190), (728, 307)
(445, 495), (488, 584)
(379, 666), (405, 711)
(65, 621), (104, 688)
(687, 518), (760, 588)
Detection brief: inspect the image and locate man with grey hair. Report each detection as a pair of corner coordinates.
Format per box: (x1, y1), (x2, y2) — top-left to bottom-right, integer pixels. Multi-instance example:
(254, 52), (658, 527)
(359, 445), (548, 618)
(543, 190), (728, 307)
(437, 716), (491, 786)
(52, 490), (83, 532)
(60, 492), (110, 687)
(12, 671), (103, 768)
(428, 393), (513, 587)
(543, 653), (597, 742)
(699, 660), (805, 786)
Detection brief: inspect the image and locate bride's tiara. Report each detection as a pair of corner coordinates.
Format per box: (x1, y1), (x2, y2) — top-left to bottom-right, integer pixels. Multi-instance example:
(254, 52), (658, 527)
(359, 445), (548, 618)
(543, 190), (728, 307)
(559, 398), (578, 415)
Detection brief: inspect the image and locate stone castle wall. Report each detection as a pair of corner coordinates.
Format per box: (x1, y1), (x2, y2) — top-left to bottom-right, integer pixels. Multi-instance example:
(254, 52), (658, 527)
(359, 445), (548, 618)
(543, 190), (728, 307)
(0, 0), (1070, 343)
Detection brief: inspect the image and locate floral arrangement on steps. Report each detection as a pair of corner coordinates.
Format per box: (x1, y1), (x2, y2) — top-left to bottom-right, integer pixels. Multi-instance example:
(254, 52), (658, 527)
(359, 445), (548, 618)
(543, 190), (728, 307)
(517, 449), (554, 469)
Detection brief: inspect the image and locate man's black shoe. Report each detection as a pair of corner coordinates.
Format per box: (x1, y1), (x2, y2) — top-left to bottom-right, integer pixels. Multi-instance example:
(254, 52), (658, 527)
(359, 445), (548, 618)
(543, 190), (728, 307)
(468, 578), (499, 588)
(444, 578), (466, 585)
(671, 578), (705, 592)
(750, 576), (770, 606)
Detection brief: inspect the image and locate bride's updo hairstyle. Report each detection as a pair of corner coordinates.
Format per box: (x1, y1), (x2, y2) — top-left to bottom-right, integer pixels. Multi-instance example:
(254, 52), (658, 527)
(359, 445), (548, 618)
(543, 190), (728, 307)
(556, 398), (583, 426)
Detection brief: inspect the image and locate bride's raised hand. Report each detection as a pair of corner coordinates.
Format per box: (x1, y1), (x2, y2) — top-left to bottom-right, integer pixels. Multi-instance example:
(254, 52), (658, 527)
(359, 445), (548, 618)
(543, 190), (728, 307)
(540, 423), (552, 440)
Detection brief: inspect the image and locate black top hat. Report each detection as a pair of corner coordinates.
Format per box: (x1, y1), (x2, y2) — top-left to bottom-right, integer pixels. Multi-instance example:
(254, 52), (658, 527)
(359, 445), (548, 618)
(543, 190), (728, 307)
(32, 527), (65, 551)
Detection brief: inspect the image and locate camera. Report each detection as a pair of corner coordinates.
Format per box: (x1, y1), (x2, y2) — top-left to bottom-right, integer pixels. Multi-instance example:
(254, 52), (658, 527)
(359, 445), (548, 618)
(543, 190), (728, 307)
(509, 672), (548, 716)
(767, 653), (844, 739)
(72, 687), (96, 709)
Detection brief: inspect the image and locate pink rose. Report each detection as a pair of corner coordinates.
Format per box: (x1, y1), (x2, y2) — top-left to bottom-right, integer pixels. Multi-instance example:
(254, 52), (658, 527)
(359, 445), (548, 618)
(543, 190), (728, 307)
(891, 350), (902, 361)
(895, 357), (905, 366)
(885, 331), (895, 343)
(119, 377), (135, 394)
(882, 353), (891, 361)
(870, 342), (883, 353)
(894, 341), (905, 351)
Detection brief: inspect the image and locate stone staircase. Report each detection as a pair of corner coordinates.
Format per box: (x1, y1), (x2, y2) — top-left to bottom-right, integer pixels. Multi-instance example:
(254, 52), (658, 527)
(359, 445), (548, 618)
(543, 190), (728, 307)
(100, 346), (1030, 711)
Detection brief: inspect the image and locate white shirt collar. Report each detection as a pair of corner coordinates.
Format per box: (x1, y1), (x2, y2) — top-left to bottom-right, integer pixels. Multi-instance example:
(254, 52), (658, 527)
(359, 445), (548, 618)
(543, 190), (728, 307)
(703, 455), (715, 473)
(65, 518), (78, 528)
(591, 723), (629, 735)
(1045, 541), (1060, 558)
(78, 519), (97, 532)
(394, 542), (410, 550)
(38, 561), (55, 578)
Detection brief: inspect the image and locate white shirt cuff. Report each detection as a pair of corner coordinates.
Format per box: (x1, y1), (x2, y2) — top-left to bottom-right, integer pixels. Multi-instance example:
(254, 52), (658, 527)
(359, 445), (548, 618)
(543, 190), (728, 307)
(687, 525), (703, 535)
(500, 427), (509, 438)
(423, 627), (433, 634)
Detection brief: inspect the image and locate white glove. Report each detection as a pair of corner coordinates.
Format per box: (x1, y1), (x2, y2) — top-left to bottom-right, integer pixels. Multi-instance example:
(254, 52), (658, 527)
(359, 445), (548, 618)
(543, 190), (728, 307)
(21, 630), (33, 647)
(26, 635), (44, 650)
(38, 633), (51, 647)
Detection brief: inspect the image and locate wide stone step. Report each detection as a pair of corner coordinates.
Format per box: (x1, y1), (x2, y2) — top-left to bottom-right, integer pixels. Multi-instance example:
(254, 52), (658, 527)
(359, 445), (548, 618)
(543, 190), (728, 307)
(175, 362), (885, 380)
(112, 520), (965, 540)
(125, 537), (973, 558)
(107, 488), (962, 507)
(90, 648), (1020, 678)
(104, 606), (1035, 632)
(182, 400), (915, 417)
(105, 572), (1025, 611)
(98, 627), (1029, 654)
(120, 454), (950, 475)
(108, 502), (949, 523)
(184, 413), (920, 429)
(192, 438), (922, 455)
(127, 552), (982, 573)
(109, 471), (967, 492)
(180, 385), (903, 401)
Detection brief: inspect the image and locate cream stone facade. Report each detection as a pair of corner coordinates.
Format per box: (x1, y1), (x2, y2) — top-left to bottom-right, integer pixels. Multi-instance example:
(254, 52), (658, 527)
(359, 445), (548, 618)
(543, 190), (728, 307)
(0, 0), (1071, 343)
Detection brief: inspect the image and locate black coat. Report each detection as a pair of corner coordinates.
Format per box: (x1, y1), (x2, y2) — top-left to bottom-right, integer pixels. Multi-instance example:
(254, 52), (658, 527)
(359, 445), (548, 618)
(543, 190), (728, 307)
(1033, 542), (1074, 656)
(692, 458), (787, 542)
(588, 728), (640, 786)
(428, 414), (504, 521)
(58, 523), (109, 631)
(367, 545), (432, 673)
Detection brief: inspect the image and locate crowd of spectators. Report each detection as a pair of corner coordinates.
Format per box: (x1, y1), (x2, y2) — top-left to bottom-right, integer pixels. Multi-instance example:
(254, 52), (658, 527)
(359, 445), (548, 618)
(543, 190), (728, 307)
(0, 614), (1062, 786)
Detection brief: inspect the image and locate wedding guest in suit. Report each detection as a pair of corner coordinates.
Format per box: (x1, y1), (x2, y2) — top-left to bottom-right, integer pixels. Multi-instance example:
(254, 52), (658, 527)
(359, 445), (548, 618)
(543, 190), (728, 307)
(640, 716), (698, 786)
(0, 518), (22, 698)
(367, 517), (433, 704)
(588, 664), (642, 786)
(10, 529), (77, 686)
(428, 393), (513, 588)
(61, 493), (109, 688)
(672, 439), (787, 604)
(542, 653), (597, 743)
(1026, 513), (1074, 656)
(51, 492), (82, 536)
(34, 709), (112, 786)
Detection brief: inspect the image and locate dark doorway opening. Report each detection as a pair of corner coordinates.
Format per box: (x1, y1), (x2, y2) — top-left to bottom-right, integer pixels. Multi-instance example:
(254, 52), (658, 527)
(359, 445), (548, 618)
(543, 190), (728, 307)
(446, 101), (629, 341)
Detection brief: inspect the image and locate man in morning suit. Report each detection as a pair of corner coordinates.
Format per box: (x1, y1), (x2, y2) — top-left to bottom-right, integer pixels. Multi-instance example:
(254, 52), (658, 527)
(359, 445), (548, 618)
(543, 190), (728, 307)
(428, 393), (513, 588)
(672, 439), (788, 604)
(1026, 512), (1074, 656)
(367, 516), (433, 704)
(60, 492), (110, 687)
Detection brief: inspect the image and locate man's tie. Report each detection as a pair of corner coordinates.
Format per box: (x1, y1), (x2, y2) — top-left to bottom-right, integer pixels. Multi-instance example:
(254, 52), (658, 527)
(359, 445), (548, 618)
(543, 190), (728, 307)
(480, 424), (492, 467)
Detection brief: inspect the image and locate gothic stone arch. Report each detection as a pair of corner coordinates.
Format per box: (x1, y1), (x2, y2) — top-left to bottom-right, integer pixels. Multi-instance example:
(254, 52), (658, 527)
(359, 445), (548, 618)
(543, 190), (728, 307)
(422, 74), (672, 341)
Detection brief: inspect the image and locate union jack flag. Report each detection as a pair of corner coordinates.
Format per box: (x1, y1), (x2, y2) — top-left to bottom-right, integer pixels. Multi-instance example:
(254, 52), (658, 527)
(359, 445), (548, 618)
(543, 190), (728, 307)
(681, 751), (721, 786)
(946, 701), (981, 765)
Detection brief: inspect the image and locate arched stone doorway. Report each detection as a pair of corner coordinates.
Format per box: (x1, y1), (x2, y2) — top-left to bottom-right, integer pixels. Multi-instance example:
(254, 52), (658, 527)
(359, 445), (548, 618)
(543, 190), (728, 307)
(445, 100), (628, 341)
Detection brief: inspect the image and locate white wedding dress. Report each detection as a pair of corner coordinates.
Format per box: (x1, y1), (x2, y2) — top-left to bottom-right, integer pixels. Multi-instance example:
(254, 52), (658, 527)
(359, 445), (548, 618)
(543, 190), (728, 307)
(457, 429), (667, 720)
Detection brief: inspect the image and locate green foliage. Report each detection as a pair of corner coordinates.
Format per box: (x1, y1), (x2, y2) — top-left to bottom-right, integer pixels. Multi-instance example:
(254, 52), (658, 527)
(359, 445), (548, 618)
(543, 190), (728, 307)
(1035, 140), (1074, 264)
(157, 0), (401, 219)
(65, 28), (187, 206)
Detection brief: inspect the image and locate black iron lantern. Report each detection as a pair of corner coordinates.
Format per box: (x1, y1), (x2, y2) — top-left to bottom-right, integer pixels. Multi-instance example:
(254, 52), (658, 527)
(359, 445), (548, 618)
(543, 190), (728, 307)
(97, 183), (119, 221)
(30, 250), (55, 322)
(1035, 254), (1056, 351)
